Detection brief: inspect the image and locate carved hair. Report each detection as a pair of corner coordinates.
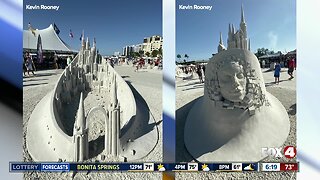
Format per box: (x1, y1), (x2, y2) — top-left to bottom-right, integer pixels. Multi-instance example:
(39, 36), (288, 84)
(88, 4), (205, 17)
(205, 51), (269, 114)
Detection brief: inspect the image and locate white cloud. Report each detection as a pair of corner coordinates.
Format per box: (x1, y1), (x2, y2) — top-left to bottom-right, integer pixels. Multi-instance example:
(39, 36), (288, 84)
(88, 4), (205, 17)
(203, 167), (210, 171)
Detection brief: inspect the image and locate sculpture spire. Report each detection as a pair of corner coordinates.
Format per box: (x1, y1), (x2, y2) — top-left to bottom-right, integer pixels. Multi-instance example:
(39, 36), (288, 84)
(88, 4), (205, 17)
(111, 74), (118, 107)
(248, 38), (251, 51)
(73, 92), (89, 162)
(226, 5), (249, 50)
(108, 74), (120, 156)
(218, 32), (226, 53)
(241, 4), (245, 23)
(219, 32), (223, 45)
(86, 37), (90, 50)
(232, 24), (235, 34)
(75, 92), (86, 131)
(81, 30), (85, 50)
(93, 37), (96, 48)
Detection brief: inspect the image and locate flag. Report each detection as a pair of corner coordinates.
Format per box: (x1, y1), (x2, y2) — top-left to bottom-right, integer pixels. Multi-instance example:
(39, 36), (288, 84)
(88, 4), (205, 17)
(37, 35), (43, 64)
(53, 23), (60, 34)
(28, 22), (36, 37)
(69, 29), (74, 38)
(80, 30), (84, 41)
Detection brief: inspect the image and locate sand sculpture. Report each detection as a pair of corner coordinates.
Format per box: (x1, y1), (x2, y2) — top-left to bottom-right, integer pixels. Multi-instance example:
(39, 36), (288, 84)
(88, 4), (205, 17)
(184, 5), (290, 162)
(26, 33), (158, 162)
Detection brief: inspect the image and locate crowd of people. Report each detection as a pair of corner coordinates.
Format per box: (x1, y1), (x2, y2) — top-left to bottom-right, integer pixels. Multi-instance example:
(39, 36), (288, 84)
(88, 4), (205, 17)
(132, 58), (162, 72)
(23, 52), (74, 77)
(177, 64), (206, 83)
(176, 56), (296, 86)
(104, 56), (162, 72)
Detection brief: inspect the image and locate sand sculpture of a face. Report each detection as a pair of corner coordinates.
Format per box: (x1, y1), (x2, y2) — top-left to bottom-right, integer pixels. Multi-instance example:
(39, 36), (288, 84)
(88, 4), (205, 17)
(184, 49), (290, 162)
(218, 61), (246, 102)
(204, 49), (268, 114)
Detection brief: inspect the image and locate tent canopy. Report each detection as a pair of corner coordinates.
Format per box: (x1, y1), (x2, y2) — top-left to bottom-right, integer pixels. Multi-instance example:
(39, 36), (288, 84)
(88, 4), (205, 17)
(23, 24), (77, 53)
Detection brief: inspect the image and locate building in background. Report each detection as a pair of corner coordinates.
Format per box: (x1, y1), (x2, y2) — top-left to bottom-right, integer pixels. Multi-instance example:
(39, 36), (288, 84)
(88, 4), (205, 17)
(114, 51), (121, 56)
(142, 35), (163, 54)
(133, 44), (143, 53)
(122, 45), (133, 57)
(122, 35), (163, 57)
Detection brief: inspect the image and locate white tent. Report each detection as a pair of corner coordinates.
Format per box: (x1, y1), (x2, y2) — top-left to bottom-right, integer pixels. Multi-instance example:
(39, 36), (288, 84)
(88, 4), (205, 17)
(23, 24), (77, 53)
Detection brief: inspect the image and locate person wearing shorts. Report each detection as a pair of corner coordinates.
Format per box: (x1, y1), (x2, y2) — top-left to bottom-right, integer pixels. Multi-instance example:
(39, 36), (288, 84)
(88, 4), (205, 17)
(274, 62), (281, 84)
(287, 57), (296, 79)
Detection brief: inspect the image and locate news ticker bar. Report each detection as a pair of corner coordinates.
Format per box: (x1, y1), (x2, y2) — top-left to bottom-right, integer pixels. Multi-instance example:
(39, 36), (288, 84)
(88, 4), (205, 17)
(9, 162), (299, 172)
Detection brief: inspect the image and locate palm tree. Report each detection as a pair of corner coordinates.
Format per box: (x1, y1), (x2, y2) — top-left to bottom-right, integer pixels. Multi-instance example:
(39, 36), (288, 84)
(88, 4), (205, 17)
(139, 50), (144, 57)
(184, 54), (189, 61)
(151, 50), (159, 57)
(158, 47), (163, 58)
(177, 54), (181, 61)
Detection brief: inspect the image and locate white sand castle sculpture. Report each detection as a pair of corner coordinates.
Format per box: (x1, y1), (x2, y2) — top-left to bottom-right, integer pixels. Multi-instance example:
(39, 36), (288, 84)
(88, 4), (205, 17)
(26, 32), (158, 162)
(184, 5), (290, 162)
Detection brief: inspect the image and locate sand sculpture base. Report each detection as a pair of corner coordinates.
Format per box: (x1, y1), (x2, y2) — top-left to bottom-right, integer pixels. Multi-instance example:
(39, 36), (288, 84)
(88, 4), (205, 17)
(184, 92), (290, 162)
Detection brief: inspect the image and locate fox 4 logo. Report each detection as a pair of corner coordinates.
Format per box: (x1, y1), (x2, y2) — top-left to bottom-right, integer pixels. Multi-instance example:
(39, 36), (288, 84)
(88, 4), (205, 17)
(261, 146), (296, 159)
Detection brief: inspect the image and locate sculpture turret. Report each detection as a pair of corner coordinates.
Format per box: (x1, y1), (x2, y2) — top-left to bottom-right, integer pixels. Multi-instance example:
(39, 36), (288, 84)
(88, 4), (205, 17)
(91, 38), (96, 53)
(86, 37), (90, 50)
(93, 39), (98, 79)
(81, 31), (85, 51)
(241, 4), (245, 23)
(91, 38), (97, 65)
(240, 4), (247, 49)
(232, 24), (235, 34)
(93, 38), (96, 48)
(107, 74), (120, 156)
(217, 32), (226, 53)
(75, 92), (86, 132)
(111, 75), (118, 107)
(73, 92), (89, 162)
(226, 5), (249, 50)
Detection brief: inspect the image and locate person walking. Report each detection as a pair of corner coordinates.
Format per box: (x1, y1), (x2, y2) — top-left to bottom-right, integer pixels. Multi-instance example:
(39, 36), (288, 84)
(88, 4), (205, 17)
(53, 53), (59, 69)
(202, 65), (206, 75)
(287, 57), (296, 79)
(67, 56), (72, 66)
(25, 53), (36, 76)
(274, 62), (281, 84)
(23, 55), (27, 76)
(196, 66), (203, 83)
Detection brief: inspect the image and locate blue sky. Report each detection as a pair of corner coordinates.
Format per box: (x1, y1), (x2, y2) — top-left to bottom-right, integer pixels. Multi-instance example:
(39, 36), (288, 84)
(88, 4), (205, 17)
(176, 0), (296, 61)
(23, 0), (162, 55)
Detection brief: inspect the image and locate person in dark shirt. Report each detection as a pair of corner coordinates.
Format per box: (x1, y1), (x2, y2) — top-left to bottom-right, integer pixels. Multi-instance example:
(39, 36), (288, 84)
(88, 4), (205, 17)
(287, 57), (296, 79)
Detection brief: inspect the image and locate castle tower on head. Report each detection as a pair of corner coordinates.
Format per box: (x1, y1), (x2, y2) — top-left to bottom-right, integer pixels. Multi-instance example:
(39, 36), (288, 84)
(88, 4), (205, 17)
(219, 4), (250, 51)
(217, 32), (226, 53)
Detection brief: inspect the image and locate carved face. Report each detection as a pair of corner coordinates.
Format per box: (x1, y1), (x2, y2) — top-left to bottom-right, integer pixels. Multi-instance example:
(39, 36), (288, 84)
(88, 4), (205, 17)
(217, 61), (246, 102)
